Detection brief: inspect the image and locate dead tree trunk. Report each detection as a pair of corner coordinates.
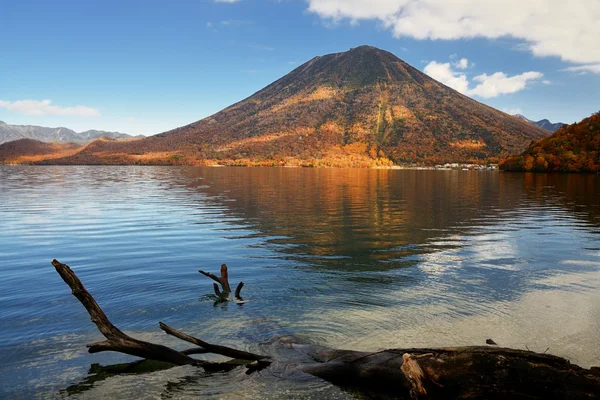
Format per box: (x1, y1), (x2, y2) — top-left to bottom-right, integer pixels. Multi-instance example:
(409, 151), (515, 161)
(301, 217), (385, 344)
(53, 259), (600, 399)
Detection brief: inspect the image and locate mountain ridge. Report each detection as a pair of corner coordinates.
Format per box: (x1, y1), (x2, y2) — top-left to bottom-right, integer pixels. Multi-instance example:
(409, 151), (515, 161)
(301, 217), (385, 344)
(514, 114), (564, 132)
(0, 120), (140, 145)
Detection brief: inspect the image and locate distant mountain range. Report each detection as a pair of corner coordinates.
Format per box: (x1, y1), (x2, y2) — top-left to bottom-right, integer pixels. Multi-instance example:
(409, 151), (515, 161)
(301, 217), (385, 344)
(501, 111), (599, 172)
(513, 114), (565, 132)
(0, 121), (140, 144)
(1, 46), (548, 166)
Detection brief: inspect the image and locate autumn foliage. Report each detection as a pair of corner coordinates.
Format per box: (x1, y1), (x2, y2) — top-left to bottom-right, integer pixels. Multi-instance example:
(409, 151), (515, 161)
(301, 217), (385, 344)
(499, 112), (600, 173)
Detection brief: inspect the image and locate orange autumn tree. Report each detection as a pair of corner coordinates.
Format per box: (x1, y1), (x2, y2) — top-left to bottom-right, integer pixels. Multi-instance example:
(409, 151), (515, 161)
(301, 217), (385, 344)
(500, 111), (600, 173)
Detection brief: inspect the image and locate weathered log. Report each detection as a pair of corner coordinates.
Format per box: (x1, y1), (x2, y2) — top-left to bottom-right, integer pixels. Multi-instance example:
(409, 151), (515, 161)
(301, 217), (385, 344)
(199, 263), (244, 301)
(52, 259), (267, 369)
(293, 343), (600, 399)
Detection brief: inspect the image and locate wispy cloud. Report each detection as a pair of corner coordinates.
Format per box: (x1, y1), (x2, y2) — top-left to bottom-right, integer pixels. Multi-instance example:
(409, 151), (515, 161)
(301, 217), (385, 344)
(0, 99), (100, 117)
(562, 64), (600, 75)
(423, 56), (543, 99)
(214, 0), (240, 3)
(249, 44), (275, 51)
(220, 19), (254, 26)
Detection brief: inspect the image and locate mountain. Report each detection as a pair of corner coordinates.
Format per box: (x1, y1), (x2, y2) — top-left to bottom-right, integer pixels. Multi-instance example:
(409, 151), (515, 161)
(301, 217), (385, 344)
(534, 119), (565, 132)
(5, 46), (548, 166)
(500, 111), (600, 172)
(513, 114), (564, 132)
(0, 121), (138, 144)
(513, 114), (535, 124)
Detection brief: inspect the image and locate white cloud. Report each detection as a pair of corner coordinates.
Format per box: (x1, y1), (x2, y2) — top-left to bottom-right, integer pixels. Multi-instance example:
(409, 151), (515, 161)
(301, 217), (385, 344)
(423, 57), (543, 98)
(469, 71), (544, 98)
(0, 99), (100, 117)
(215, 0), (240, 3)
(306, 0), (600, 67)
(562, 64), (600, 74)
(454, 58), (469, 69)
(423, 61), (469, 93)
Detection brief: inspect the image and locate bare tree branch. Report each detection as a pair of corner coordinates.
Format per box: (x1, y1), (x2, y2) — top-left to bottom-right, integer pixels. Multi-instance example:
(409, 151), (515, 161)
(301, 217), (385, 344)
(234, 282), (244, 299)
(52, 259), (196, 366)
(159, 322), (268, 362)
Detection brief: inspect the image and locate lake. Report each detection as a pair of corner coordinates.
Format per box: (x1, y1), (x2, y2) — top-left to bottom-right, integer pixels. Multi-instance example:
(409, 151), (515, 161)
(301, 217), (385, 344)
(1, 166), (599, 399)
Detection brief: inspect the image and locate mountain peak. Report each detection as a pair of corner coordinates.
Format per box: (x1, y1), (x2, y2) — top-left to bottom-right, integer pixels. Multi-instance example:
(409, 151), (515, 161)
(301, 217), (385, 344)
(258, 45), (423, 97)
(514, 114), (530, 120)
(347, 45), (388, 54)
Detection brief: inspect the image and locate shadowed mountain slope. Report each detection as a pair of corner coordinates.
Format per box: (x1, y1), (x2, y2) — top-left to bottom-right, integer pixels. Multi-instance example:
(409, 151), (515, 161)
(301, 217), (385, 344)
(13, 46), (548, 166)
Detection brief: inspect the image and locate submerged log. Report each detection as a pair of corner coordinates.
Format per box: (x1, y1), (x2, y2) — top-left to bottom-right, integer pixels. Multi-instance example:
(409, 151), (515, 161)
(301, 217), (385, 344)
(53, 259), (600, 398)
(293, 343), (600, 399)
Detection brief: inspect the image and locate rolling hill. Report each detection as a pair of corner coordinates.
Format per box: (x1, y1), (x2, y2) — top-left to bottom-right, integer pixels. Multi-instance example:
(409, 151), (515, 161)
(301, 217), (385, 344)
(0, 139), (82, 164)
(3, 46), (548, 166)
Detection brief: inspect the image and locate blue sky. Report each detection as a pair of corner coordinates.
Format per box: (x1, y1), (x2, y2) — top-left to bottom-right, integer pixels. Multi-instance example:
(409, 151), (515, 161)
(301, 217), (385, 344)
(1, 0), (598, 135)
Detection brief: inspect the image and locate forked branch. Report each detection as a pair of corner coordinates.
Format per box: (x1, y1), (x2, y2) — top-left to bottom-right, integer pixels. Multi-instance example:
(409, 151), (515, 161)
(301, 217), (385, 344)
(199, 263), (244, 301)
(52, 259), (267, 370)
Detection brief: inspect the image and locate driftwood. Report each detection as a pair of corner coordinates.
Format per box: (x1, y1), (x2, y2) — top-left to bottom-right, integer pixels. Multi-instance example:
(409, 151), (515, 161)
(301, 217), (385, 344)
(53, 259), (600, 399)
(51, 259), (269, 373)
(199, 263), (244, 302)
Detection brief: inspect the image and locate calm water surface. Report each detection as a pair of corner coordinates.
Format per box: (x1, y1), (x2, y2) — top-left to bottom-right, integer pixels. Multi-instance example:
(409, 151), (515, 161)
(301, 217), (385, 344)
(1, 166), (599, 398)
